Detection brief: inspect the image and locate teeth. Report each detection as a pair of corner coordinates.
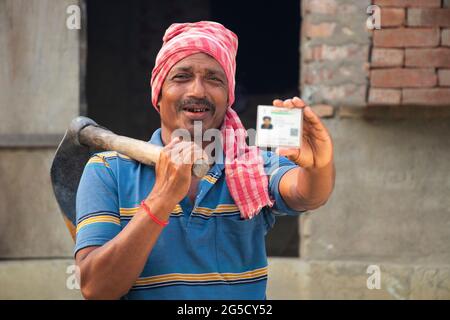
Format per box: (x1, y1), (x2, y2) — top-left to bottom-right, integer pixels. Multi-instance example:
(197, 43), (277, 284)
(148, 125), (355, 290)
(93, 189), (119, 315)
(186, 108), (207, 112)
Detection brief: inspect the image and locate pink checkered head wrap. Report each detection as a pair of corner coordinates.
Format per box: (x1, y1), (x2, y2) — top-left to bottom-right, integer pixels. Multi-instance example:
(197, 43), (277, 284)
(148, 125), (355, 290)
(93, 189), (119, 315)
(151, 21), (273, 219)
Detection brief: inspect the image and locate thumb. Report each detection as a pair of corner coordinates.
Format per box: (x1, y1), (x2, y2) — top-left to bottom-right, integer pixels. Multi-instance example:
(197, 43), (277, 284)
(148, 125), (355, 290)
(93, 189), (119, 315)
(276, 147), (288, 156)
(276, 147), (299, 160)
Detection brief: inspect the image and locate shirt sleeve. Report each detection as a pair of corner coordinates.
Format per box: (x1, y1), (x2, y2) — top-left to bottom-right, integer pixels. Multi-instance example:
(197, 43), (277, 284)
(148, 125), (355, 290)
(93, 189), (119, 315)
(74, 154), (121, 256)
(263, 151), (306, 217)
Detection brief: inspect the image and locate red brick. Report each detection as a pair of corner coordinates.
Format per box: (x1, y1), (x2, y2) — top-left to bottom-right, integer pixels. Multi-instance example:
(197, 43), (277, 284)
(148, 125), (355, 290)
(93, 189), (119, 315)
(304, 21), (336, 38)
(371, 68), (437, 88)
(303, 46), (321, 61)
(304, 44), (369, 61)
(305, 0), (337, 15)
(438, 69), (450, 86)
(304, 64), (368, 85)
(381, 8), (405, 27)
(402, 88), (450, 105)
(373, 28), (439, 47)
(368, 88), (402, 105)
(373, 0), (441, 8)
(408, 9), (450, 27)
(371, 48), (404, 67)
(405, 48), (450, 67)
(304, 67), (333, 84)
(442, 29), (450, 46)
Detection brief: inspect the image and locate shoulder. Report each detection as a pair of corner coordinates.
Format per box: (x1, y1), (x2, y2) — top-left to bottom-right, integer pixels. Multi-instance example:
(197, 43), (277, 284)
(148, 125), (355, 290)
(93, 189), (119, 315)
(83, 151), (146, 184)
(89, 151), (133, 162)
(86, 151), (138, 170)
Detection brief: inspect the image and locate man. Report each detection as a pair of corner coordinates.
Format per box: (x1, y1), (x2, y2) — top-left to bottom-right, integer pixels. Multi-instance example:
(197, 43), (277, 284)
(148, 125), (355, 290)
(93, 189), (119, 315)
(74, 21), (335, 300)
(261, 116), (273, 129)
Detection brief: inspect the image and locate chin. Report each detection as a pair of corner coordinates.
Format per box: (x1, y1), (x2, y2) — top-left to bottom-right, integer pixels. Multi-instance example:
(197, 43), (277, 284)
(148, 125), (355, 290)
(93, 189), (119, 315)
(183, 118), (214, 130)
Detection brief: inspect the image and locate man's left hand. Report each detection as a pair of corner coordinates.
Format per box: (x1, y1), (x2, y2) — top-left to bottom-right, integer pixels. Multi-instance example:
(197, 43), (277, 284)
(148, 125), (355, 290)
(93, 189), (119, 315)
(273, 97), (333, 169)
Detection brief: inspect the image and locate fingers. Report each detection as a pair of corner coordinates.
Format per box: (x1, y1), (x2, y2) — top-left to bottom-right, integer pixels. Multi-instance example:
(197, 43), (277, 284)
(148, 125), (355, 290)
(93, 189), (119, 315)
(303, 105), (321, 125)
(273, 97), (322, 127)
(164, 136), (181, 149)
(272, 96), (307, 109)
(272, 99), (283, 107)
(166, 141), (205, 166)
(160, 137), (180, 164)
(180, 145), (205, 167)
(283, 99), (294, 108)
(292, 96), (306, 108)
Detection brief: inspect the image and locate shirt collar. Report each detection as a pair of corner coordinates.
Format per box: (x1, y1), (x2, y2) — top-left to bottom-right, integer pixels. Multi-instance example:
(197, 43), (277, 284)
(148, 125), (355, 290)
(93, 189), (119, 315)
(148, 128), (164, 146)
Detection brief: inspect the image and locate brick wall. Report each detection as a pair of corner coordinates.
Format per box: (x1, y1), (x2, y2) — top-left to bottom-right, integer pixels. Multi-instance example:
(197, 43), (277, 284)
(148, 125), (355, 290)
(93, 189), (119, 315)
(301, 0), (371, 110)
(301, 0), (450, 109)
(369, 0), (450, 106)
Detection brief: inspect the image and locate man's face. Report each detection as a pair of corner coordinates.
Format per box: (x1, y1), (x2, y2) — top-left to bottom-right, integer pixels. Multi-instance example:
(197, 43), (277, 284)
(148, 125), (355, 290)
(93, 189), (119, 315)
(159, 53), (229, 139)
(263, 118), (271, 126)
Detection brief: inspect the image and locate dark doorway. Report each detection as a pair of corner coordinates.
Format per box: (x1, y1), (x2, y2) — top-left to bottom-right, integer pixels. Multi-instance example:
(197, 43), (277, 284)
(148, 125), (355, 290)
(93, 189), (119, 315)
(85, 0), (301, 257)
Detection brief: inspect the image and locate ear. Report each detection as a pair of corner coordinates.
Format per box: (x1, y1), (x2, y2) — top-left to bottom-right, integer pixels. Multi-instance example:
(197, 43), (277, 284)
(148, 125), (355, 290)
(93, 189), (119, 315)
(157, 92), (163, 110)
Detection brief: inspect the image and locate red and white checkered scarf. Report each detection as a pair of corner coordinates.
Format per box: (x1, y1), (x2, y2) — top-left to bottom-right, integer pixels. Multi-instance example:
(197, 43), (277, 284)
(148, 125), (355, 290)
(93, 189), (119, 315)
(151, 21), (273, 219)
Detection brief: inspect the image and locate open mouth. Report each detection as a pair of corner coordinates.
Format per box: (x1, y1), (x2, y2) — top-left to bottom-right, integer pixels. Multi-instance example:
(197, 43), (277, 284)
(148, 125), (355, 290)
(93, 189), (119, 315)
(181, 104), (212, 121)
(182, 105), (211, 113)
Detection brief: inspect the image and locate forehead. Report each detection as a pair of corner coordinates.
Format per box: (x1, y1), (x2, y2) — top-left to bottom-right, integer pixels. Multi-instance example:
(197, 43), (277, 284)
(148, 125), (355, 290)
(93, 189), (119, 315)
(169, 53), (225, 74)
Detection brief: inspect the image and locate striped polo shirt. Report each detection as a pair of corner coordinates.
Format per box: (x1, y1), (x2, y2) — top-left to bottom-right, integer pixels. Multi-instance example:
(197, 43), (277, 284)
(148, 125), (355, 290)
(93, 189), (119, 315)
(74, 128), (302, 300)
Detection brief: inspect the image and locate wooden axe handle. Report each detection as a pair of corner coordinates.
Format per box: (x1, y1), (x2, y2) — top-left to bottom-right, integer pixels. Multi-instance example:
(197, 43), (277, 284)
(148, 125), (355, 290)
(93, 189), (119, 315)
(79, 125), (210, 178)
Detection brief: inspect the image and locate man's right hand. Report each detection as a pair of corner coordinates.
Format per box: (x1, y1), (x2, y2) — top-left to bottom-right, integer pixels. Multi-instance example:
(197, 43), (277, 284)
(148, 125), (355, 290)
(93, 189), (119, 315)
(144, 137), (205, 217)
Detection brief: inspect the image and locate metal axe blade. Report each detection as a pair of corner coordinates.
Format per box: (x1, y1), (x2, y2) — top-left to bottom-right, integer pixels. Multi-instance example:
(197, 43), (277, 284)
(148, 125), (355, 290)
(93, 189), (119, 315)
(50, 117), (99, 240)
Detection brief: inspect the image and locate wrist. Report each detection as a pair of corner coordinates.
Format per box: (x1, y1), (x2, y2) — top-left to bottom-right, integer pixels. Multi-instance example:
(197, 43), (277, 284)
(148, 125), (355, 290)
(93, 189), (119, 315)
(141, 200), (169, 227)
(144, 193), (177, 217)
(308, 157), (333, 171)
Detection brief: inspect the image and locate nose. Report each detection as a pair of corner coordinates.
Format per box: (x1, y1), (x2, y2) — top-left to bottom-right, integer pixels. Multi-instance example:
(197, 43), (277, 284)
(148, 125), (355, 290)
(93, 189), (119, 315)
(187, 76), (206, 98)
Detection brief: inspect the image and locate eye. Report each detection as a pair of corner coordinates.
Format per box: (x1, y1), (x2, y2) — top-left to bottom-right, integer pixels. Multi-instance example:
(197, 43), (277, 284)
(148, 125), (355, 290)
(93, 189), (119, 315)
(173, 73), (190, 80)
(208, 76), (223, 83)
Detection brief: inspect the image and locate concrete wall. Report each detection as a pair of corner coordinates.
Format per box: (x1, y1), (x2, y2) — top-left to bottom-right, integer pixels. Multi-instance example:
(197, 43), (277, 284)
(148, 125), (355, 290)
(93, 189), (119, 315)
(302, 117), (450, 266)
(0, 0), (80, 136)
(0, 0), (79, 298)
(284, 115), (450, 299)
(268, 115), (450, 300)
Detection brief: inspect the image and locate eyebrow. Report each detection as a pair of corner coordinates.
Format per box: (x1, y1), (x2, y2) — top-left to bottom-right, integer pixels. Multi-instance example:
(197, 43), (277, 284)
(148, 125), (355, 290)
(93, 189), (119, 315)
(171, 66), (193, 73)
(170, 66), (226, 80)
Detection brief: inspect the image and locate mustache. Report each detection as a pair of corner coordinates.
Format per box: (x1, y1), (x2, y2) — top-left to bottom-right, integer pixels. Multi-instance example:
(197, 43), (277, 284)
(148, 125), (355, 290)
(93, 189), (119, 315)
(176, 97), (216, 112)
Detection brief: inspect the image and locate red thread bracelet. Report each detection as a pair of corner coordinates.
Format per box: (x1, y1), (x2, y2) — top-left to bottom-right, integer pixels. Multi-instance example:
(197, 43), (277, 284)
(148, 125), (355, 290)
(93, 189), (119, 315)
(140, 200), (169, 227)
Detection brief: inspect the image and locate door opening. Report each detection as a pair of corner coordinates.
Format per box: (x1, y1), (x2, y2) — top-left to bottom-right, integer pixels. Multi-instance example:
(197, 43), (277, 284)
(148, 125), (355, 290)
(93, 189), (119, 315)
(85, 0), (301, 257)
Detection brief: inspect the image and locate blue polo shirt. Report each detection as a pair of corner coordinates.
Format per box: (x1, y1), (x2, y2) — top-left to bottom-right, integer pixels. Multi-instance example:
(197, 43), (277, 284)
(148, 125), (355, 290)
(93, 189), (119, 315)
(75, 128), (303, 300)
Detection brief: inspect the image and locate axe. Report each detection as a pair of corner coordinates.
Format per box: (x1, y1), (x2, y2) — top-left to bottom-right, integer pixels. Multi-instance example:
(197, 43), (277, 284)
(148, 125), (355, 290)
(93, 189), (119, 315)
(50, 116), (210, 240)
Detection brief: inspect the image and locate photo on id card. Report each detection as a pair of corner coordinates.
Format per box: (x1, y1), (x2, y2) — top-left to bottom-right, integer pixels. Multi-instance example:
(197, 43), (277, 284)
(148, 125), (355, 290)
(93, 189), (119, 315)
(256, 105), (302, 149)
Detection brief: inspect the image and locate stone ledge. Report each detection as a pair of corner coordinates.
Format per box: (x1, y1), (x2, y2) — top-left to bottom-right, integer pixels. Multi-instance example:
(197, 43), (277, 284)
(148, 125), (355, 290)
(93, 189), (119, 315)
(1, 258), (448, 299)
(311, 104), (335, 118)
(0, 259), (82, 300)
(338, 105), (450, 119)
(267, 258), (450, 300)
